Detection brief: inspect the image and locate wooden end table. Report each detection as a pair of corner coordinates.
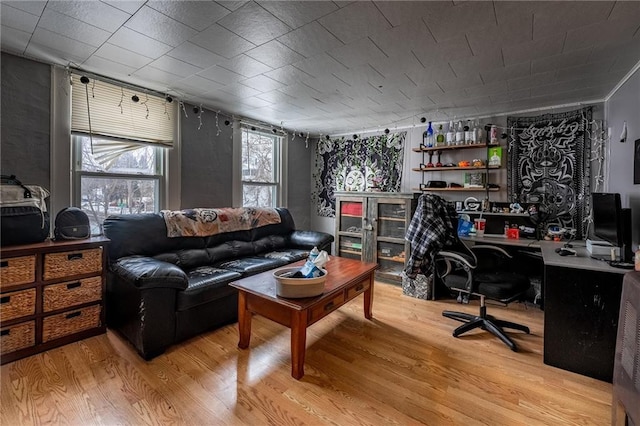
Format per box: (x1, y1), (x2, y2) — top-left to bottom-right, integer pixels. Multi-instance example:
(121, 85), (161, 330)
(229, 256), (378, 379)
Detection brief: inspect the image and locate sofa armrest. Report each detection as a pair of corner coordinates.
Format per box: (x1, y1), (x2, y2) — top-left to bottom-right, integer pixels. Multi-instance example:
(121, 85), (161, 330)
(111, 256), (188, 290)
(289, 230), (334, 253)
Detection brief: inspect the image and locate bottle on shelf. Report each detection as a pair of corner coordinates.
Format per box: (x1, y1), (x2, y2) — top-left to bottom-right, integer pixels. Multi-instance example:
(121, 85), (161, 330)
(455, 121), (465, 145)
(473, 119), (484, 144)
(423, 121), (434, 148)
(446, 120), (455, 146)
(464, 120), (472, 144)
(435, 124), (445, 147)
(489, 125), (498, 145)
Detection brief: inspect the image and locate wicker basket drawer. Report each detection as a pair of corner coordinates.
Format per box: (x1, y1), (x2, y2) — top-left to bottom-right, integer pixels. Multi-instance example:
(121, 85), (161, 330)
(1, 321), (36, 355)
(43, 276), (102, 312)
(42, 304), (101, 343)
(43, 248), (102, 280)
(0, 288), (36, 322)
(0, 255), (36, 290)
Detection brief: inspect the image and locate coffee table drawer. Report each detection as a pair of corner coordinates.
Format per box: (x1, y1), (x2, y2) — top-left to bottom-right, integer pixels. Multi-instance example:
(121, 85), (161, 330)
(309, 293), (345, 323)
(347, 280), (369, 300)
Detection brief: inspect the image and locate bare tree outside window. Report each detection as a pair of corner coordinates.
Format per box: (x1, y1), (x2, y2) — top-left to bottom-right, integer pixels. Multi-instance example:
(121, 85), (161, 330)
(74, 136), (161, 234)
(242, 128), (280, 207)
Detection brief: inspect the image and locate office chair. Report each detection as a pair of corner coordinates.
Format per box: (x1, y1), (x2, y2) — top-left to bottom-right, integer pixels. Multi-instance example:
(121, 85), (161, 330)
(435, 219), (531, 352)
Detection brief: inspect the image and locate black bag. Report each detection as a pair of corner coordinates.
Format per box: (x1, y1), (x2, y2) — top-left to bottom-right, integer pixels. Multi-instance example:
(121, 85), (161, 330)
(1, 175), (50, 246)
(54, 207), (90, 240)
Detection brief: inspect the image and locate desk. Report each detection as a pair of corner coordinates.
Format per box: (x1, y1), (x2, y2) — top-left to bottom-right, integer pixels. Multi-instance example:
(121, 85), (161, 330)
(540, 241), (627, 382)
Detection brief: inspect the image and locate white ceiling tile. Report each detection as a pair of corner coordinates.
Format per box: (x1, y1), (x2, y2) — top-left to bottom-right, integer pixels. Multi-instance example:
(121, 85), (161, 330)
(413, 36), (473, 66)
(264, 65), (313, 85)
(369, 18), (436, 57)
(333, 64), (385, 88)
(245, 40), (305, 69)
(424, 1), (494, 43)
(197, 65), (244, 85)
(101, 1), (145, 15)
(405, 64), (456, 88)
(608, 1), (640, 22)
(374, 1), (451, 28)
(82, 55), (138, 77)
(564, 17), (639, 53)
(147, 1), (230, 31)
(490, 88), (531, 105)
(277, 21), (343, 58)
(230, 96), (274, 109)
(466, 23), (531, 58)
(239, 75), (285, 92)
(133, 66), (182, 85)
(189, 24), (256, 59)
(465, 81), (508, 99)
(93, 43), (154, 69)
(219, 82), (261, 98)
(506, 71), (556, 91)
(217, 1), (249, 12)
(532, 1), (614, 40)
(328, 37), (387, 69)
(149, 56), (202, 78)
(258, 1), (337, 29)
(437, 73), (483, 93)
(24, 43), (89, 66)
(2, 1), (46, 16)
(449, 49), (503, 78)
(109, 27), (173, 59)
(38, 8), (111, 48)
(47, 1), (131, 32)
(167, 42), (226, 69)
(125, 5), (197, 47)
(256, 89), (296, 104)
(0, 25), (32, 53)
(531, 48), (592, 75)
(218, 54), (272, 78)
(1, 4), (39, 33)
(502, 35), (564, 67)
(218, 1), (291, 45)
(369, 53), (424, 79)
(175, 74), (225, 93)
(293, 53), (347, 79)
(29, 28), (96, 61)
(481, 62), (530, 84)
(300, 74), (350, 94)
(318, 2), (391, 44)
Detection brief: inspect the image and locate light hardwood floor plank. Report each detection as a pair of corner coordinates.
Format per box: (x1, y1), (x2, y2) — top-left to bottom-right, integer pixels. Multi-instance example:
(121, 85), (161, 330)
(1, 282), (612, 425)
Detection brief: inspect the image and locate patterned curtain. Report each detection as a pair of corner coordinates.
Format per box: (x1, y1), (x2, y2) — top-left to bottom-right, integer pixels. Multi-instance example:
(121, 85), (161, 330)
(507, 107), (592, 239)
(312, 132), (406, 217)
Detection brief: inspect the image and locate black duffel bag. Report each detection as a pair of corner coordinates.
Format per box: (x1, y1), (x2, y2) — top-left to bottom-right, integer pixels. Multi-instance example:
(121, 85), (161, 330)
(1, 175), (50, 246)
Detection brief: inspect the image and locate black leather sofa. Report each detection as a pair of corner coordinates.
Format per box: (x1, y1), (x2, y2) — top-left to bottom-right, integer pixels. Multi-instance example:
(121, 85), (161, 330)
(103, 208), (333, 360)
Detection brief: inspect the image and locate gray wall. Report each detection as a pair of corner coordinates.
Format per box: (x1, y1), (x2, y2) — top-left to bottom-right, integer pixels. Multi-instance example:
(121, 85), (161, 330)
(606, 68), (640, 250)
(1, 53), (50, 189)
(286, 136), (313, 229)
(180, 103), (234, 208)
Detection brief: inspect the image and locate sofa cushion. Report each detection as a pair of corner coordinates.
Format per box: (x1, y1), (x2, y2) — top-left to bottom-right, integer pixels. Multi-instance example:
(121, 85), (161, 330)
(257, 249), (309, 263)
(177, 266), (241, 311)
(213, 256), (287, 275)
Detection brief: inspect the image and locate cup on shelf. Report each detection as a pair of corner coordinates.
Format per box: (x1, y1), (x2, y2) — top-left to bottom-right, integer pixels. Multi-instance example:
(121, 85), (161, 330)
(474, 218), (486, 237)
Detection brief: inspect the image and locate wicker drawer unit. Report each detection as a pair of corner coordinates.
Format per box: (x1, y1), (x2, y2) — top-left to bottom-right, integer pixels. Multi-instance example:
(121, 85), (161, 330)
(0, 237), (109, 365)
(0, 255), (36, 290)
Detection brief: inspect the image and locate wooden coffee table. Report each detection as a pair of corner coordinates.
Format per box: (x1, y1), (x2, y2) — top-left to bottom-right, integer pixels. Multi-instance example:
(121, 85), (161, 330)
(229, 256), (378, 379)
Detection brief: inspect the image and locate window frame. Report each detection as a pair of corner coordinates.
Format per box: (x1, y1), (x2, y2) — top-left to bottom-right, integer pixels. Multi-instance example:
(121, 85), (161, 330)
(240, 126), (284, 208)
(71, 133), (166, 234)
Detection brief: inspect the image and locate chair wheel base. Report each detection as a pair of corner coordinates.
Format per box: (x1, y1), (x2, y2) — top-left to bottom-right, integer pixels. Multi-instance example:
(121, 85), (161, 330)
(443, 310), (529, 352)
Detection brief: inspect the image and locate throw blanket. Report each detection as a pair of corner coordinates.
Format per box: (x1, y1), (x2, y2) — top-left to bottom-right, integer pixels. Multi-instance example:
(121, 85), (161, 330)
(161, 208), (281, 238)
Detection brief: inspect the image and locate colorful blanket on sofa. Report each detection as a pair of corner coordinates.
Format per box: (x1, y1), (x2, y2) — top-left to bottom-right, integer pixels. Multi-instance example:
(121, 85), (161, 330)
(161, 207), (281, 238)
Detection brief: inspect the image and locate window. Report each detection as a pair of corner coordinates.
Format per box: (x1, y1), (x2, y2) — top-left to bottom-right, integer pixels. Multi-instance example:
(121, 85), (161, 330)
(241, 127), (281, 207)
(70, 73), (177, 234)
(72, 135), (163, 234)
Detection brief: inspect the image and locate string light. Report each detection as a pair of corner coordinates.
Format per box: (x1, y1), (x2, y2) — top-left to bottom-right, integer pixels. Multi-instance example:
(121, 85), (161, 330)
(118, 87), (124, 114)
(305, 131), (309, 148)
(180, 101), (188, 118)
(141, 93), (149, 119)
(215, 110), (221, 136)
(91, 78), (96, 98)
(197, 104), (203, 130)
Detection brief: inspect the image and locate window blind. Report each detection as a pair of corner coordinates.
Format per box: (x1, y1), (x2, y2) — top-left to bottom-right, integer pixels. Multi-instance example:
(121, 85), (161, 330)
(71, 73), (176, 147)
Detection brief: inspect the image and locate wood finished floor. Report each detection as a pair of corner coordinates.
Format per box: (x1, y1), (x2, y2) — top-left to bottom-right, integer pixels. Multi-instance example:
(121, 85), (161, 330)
(1, 282), (611, 425)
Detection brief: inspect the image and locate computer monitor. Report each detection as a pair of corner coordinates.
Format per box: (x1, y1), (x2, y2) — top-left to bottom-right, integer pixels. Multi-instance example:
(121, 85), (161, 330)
(591, 192), (633, 262)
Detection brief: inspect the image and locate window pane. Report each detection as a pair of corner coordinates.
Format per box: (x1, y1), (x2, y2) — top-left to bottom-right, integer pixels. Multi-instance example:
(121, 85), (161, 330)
(242, 184), (275, 208)
(242, 131), (276, 183)
(78, 136), (158, 174)
(80, 176), (158, 234)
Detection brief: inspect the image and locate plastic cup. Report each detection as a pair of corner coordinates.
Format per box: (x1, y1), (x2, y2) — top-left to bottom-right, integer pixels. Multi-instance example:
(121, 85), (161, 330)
(474, 218), (486, 236)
